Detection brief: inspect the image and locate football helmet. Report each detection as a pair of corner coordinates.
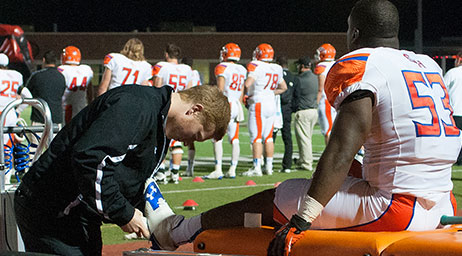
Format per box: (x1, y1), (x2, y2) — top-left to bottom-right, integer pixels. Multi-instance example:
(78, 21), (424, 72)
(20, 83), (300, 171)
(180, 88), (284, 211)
(220, 43), (241, 62)
(314, 43), (336, 62)
(253, 43), (274, 62)
(62, 46), (81, 65)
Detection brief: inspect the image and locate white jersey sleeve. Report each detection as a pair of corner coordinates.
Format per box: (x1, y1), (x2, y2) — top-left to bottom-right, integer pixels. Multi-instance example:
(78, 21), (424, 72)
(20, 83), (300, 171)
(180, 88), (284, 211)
(444, 66), (462, 116)
(104, 53), (152, 90)
(325, 47), (462, 200)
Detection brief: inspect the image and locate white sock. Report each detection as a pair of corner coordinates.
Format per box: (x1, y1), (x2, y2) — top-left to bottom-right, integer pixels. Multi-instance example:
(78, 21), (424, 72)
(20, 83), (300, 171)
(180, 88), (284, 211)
(266, 157), (273, 171)
(213, 140), (223, 164)
(171, 215), (202, 245)
(231, 140), (240, 165)
(188, 149), (195, 169)
(253, 158), (261, 169)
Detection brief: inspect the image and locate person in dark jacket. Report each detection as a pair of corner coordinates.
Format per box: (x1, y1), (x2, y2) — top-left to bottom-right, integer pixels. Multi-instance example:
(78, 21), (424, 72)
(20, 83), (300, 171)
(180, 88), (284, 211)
(14, 85), (230, 255)
(25, 50), (66, 126)
(273, 55), (298, 173)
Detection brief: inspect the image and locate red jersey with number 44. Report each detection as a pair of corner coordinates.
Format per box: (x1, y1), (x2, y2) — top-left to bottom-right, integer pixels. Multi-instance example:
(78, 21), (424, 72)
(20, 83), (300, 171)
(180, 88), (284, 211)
(246, 60), (283, 103)
(104, 53), (152, 90)
(215, 62), (247, 102)
(325, 47), (461, 201)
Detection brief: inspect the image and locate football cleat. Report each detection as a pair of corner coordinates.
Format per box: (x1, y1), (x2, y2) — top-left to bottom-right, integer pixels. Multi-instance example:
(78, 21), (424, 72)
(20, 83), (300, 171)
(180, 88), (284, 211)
(170, 172), (180, 184)
(225, 165), (236, 178)
(241, 167), (263, 177)
(203, 168), (224, 180)
(314, 43), (336, 62)
(220, 43), (241, 62)
(253, 43), (274, 62)
(144, 177), (177, 250)
(62, 46), (81, 65)
(265, 168), (273, 176)
(154, 170), (168, 185)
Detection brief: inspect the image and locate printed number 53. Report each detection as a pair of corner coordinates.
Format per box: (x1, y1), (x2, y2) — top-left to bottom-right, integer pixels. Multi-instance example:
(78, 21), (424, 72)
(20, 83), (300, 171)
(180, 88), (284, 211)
(403, 70), (459, 137)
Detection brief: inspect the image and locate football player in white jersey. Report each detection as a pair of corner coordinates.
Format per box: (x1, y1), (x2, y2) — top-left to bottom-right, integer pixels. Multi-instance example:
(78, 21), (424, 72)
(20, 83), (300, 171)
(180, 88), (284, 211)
(0, 53), (23, 184)
(314, 43), (337, 144)
(242, 43), (287, 176)
(204, 43), (247, 179)
(58, 46), (94, 124)
(144, 1), (461, 253)
(152, 43), (193, 184)
(96, 38), (152, 97)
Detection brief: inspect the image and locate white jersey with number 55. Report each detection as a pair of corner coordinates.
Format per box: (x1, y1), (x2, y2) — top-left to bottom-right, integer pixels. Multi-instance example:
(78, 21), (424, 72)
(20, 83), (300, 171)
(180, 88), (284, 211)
(153, 62), (192, 92)
(246, 60), (283, 103)
(215, 62), (247, 102)
(325, 47), (462, 200)
(104, 53), (152, 90)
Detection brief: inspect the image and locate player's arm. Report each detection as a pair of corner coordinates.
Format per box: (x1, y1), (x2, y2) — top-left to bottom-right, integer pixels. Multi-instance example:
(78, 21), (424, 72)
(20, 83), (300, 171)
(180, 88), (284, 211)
(153, 77), (163, 88)
(97, 67), (112, 96)
(308, 92), (372, 206)
(216, 76), (225, 92)
(317, 74), (326, 103)
(186, 80), (193, 89)
(274, 79), (287, 95)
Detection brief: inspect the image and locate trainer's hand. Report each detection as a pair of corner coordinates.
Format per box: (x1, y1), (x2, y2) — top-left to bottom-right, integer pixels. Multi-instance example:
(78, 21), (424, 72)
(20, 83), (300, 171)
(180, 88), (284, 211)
(121, 208), (150, 238)
(267, 215), (311, 256)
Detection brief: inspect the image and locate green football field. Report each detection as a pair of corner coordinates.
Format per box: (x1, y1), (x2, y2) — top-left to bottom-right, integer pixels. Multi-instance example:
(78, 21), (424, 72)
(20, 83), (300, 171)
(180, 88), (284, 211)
(17, 107), (462, 245)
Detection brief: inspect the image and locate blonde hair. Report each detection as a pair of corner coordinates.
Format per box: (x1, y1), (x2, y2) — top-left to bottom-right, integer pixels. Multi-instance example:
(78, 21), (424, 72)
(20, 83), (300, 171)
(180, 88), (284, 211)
(178, 85), (230, 141)
(120, 38), (145, 61)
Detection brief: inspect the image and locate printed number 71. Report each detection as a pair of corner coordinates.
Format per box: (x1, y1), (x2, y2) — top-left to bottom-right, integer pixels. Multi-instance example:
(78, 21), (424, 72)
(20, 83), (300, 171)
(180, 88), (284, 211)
(403, 70), (459, 137)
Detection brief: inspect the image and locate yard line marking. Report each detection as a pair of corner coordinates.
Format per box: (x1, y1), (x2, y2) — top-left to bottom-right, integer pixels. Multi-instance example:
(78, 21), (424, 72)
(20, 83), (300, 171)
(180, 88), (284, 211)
(163, 183), (275, 194)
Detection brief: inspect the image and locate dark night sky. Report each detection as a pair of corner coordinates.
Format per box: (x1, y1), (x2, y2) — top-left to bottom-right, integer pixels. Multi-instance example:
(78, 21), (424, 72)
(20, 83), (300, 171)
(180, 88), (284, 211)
(1, 0), (461, 44)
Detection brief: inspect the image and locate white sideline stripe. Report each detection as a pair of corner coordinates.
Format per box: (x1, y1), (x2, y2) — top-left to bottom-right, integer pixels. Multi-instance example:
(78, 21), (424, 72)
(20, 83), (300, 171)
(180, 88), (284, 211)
(163, 183), (275, 194)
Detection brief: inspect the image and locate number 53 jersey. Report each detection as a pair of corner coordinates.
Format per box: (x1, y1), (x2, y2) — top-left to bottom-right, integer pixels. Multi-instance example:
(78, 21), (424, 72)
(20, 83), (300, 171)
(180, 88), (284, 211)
(325, 47), (462, 200)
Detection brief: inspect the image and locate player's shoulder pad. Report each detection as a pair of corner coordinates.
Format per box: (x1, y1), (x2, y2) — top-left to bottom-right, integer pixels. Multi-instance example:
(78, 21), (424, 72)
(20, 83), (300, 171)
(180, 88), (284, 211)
(215, 63), (228, 76)
(324, 50), (371, 106)
(247, 61), (259, 72)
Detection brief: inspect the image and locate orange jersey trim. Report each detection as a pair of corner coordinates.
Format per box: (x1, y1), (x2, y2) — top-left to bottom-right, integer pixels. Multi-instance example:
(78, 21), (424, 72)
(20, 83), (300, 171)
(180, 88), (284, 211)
(324, 99), (333, 137)
(325, 53), (370, 107)
(337, 194), (416, 232)
(215, 64), (227, 76)
(103, 54), (113, 65)
(152, 64), (162, 76)
(450, 191), (457, 216)
(253, 102), (263, 143)
(247, 62), (258, 73)
(314, 64), (326, 75)
(264, 124), (274, 143)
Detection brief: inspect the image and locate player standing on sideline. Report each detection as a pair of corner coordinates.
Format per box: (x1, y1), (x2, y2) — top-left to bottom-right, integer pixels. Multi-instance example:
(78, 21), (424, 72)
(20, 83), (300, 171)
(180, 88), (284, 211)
(180, 57), (202, 177)
(0, 53), (23, 184)
(96, 38), (152, 97)
(242, 43), (287, 176)
(58, 46), (94, 124)
(314, 43), (337, 144)
(152, 43), (193, 184)
(144, 1), (460, 254)
(444, 51), (462, 165)
(204, 43), (247, 179)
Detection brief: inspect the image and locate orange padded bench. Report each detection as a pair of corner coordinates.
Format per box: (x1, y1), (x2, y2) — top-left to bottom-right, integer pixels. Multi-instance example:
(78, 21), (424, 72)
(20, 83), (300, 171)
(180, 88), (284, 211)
(193, 226), (461, 256)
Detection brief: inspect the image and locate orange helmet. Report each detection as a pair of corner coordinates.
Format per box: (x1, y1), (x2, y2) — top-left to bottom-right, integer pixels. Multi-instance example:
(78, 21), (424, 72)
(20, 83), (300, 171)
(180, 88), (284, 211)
(220, 43), (241, 62)
(315, 43), (336, 62)
(253, 43), (274, 62)
(62, 46), (81, 65)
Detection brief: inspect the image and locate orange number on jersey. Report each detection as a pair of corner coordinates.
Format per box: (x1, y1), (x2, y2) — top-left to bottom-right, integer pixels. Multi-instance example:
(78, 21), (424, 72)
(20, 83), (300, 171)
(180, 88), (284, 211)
(1, 80), (18, 98)
(178, 75), (187, 91)
(168, 74), (178, 91)
(229, 73), (245, 91)
(122, 67), (139, 85)
(264, 73), (279, 90)
(403, 70), (460, 137)
(69, 77), (88, 91)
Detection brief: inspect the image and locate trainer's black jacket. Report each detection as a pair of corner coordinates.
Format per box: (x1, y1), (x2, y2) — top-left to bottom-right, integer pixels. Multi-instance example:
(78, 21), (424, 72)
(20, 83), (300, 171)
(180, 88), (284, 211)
(21, 85), (172, 226)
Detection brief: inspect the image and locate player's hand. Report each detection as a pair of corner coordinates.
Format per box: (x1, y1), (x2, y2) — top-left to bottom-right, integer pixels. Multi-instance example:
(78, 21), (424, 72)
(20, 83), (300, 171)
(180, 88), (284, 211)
(121, 208), (150, 238)
(267, 215), (311, 256)
(243, 95), (249, 109)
